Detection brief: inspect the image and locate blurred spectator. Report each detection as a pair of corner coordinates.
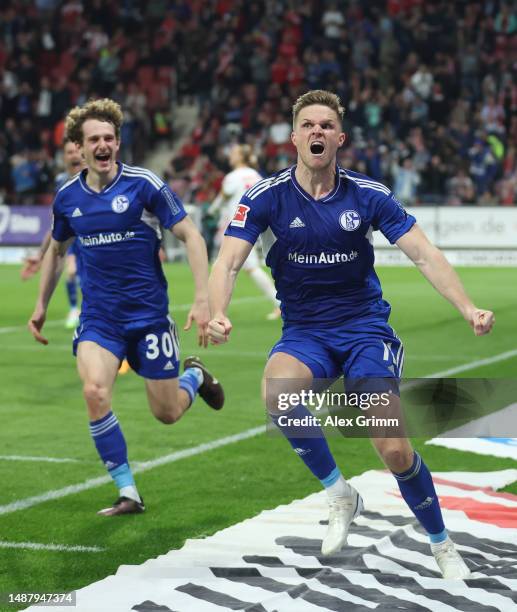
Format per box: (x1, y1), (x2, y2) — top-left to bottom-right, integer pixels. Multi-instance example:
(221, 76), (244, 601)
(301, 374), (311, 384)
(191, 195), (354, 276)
(410, 64), (434, 100)
(480, 95), (506, 136)
(391, 156), (421, 205)
(321, 2), (345, 41)
(269, 113), (291, 145)
(447, 167), (476, 205)
(468, 138), (498, 197)
(420, 155), (448, 202)
(11, 151), (39, 204)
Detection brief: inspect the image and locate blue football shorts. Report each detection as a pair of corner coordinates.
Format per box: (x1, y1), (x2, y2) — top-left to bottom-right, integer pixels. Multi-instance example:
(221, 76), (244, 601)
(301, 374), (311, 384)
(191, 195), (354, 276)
(72, 314), (180, 379)
(269, 317), (403, 394)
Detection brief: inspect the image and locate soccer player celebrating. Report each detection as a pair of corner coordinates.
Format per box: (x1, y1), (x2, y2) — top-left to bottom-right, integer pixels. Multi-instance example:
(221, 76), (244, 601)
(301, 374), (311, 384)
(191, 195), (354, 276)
(28, 99), (224, 516)
(209, 143), (280, 320)
(207, 90), (494, 579)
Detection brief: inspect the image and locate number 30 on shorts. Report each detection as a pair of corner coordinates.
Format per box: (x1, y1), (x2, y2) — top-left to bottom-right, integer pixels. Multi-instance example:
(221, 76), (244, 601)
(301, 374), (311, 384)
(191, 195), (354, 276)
(145, 327), (179, 360)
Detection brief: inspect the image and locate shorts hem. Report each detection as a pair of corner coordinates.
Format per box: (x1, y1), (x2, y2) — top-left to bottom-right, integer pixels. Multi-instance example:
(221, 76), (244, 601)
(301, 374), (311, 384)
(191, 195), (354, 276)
(142, 371), (179, 380)
(269, 346), (327, 379)
(73, 337), (125, 362)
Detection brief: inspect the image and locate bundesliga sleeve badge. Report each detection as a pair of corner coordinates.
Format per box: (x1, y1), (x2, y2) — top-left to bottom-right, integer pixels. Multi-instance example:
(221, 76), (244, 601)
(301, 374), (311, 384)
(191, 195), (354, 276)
(230, 203), (250, 228)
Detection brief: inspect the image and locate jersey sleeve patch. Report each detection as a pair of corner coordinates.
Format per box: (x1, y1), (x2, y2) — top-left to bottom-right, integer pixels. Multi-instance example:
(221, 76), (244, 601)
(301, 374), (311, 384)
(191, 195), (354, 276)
(148, 184), (186, 227)
(160, 187), (181, 216)
(230, 204), (251, 228)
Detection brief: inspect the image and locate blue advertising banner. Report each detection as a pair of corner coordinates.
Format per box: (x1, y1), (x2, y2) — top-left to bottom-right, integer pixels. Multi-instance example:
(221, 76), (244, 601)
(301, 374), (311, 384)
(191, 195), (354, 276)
(0, 205), (51, 245)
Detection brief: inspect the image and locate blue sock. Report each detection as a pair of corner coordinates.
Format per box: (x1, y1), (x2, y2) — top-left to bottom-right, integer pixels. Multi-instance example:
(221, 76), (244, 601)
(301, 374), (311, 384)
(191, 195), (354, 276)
(66, 279), (78, 308)
(89, 411), (135, 490)
(393, 451), (446, 542)
(271, 404), (338, 486)
(179, 367), (202, 405)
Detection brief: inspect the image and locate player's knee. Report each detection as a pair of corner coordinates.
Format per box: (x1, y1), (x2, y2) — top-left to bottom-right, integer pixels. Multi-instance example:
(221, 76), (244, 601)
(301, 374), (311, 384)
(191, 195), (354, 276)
(156, 411), (180, 425)
(261, 377), (307, 415)
(261, 382), (281, 414)
(153, 401), (181, 425)
(83, 381), (110, 408)
(376, 442), (412, 472)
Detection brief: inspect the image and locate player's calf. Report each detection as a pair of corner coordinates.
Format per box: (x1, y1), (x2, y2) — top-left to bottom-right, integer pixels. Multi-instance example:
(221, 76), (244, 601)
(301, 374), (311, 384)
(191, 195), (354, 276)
(146, 378), (190, 424)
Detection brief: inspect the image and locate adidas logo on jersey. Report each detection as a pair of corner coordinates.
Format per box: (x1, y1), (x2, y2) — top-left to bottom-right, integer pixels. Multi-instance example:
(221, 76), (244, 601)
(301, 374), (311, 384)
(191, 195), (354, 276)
(289, 217), (305, 228)
(72, 208), (83, 217)
(163, 361), (175, 371)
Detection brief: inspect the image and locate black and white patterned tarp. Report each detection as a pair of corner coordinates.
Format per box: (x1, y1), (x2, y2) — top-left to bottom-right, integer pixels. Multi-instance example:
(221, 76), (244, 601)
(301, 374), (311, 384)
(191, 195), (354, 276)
(28, 469), (517, 611)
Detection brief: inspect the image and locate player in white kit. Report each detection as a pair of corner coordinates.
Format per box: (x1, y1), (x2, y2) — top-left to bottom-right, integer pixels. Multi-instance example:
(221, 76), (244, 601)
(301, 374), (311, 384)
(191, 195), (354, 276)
(210, 144), (281, 320)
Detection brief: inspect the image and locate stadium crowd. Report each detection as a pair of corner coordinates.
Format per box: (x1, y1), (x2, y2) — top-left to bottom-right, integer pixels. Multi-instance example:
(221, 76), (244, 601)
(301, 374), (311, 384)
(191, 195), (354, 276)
(1, 0), (516, 207)
(0, 0), (176, 204)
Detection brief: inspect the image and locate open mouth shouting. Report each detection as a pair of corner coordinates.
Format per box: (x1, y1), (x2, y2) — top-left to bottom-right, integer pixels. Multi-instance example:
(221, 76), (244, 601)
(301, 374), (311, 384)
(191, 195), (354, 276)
(95, 152), (111, 167)
(310, 141), (325, 156)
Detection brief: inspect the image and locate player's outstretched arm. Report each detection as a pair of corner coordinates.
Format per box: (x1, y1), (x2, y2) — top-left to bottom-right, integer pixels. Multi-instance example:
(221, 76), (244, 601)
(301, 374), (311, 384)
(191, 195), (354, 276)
(208, 236), (253, 345)
(28, 237), (71, 344)
(396, 224), (495, 336)
(20, 230), (52, 280)
(171, 216), (210, 347)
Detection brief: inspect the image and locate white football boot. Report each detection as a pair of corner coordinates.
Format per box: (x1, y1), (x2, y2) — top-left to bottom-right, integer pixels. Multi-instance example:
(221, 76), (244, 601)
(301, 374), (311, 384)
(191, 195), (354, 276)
(321, 487), (364, 556)
(431, 537), (471, 579)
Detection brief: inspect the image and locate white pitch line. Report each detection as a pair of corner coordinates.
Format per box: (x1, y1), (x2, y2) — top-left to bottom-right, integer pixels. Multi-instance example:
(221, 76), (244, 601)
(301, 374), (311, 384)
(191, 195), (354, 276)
(422, 348), (517, 378)
(0, 342), (488, 363)
(0, 349), (515, 517)
(0, 296), (268, 335)
(0, 455), (82, 464)
(0, 320), (65, 335)
(0, 426), (266, 516)
(0, 541), (104, 552)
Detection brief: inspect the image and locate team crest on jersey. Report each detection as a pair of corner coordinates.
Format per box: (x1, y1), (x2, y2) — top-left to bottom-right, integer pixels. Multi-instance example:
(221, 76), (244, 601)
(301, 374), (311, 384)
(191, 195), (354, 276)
(111, 195), (130, 213)
(230, 203), (250, 228)
(339, 210), (361, 231)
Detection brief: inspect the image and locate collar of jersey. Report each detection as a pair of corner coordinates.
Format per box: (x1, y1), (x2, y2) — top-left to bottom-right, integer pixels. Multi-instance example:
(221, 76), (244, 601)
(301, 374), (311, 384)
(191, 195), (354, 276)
(290, 165), (341, 203)
(79, 161), (123, 195)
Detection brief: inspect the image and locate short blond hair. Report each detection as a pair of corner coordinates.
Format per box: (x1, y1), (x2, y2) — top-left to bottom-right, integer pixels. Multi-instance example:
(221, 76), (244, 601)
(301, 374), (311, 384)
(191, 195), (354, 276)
(292, 90), (344, 127)
(65, 98), (123, 145)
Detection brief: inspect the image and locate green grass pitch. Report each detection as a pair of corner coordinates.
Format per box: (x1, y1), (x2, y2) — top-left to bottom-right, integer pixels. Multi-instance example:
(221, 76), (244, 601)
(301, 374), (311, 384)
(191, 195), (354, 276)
(0, 263), (516, 608)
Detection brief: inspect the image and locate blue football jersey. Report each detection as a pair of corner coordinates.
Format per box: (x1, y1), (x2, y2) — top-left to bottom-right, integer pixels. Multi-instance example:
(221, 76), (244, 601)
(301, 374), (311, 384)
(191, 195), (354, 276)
(225, 166), (416, 326)
(56, 170), (83, 275)
(52, 162), (186, 324)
